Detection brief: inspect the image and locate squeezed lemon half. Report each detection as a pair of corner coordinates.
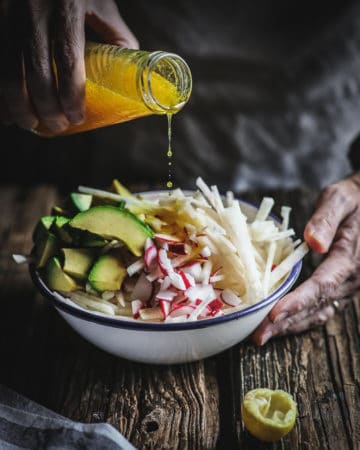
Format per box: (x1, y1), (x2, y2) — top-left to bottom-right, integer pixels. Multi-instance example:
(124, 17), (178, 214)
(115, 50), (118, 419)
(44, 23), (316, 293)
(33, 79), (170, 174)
(241, 388), (297, 442)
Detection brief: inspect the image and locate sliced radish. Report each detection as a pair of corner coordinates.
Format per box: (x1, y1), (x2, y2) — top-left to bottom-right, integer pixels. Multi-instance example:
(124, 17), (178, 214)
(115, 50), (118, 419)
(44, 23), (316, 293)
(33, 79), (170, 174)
(168, 305), (195, 318)
(168, 272), (186, 290)
(158, 248), (174, 275)
(164, 314), (188, 323)
(158, 275), (172, 291)
(181, 262), (202, 281)
(127, 259), (145, 277)
(178, 271), (195, 289)
(154, 233), (181, 243)
(131, 299), (143, 318)
(160, 300), (171, 318)
(168, 242), (189, 255)
(171, 293), (188, 306)
(207, 298), (223, 312)
(186, 284), (215, 303)
(221, 289), (242, 306)
(212, 309), (224, 318)
(130, 273), (153, 302)
(145, 237), (154, 250)
(155, 290), (177, 302)
(144, 244), (157, 270)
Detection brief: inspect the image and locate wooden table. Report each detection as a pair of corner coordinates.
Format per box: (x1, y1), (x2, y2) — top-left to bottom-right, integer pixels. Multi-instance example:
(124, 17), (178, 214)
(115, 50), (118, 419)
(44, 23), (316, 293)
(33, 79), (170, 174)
(0, 185), (359, 450)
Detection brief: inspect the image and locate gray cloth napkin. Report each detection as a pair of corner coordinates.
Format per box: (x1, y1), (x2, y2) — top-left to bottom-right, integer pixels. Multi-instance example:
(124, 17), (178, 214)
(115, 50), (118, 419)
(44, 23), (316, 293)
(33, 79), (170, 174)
(0, 385), (136, 450)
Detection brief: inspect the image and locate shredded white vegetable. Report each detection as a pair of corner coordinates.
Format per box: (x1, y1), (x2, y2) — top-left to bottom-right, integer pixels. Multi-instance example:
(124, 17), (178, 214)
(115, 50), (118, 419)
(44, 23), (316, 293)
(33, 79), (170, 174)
(25, 177), (309, 323)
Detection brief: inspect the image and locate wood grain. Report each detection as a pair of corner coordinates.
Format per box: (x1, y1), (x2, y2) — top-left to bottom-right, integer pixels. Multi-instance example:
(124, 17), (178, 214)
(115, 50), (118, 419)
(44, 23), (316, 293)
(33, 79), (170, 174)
(0, 185), (358, 450)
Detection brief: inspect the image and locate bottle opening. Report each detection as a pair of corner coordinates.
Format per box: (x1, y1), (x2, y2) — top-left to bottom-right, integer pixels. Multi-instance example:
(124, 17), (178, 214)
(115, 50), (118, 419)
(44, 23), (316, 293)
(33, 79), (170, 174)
(139, 52), (192, 113)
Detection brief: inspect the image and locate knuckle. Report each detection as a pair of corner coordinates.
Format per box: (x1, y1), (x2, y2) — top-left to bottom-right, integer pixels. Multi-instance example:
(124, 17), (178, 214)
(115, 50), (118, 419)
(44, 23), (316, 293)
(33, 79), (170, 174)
(294, 297), (307, 314)
(321, 183), (339, 200)
(312, 312), (329, 327)
(311, 274), (339, 304)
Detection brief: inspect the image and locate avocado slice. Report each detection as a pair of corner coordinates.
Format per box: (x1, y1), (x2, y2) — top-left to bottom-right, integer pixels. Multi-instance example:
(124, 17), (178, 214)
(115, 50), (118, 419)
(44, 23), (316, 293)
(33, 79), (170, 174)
(50, 216), (73, 244)
(61, 248), (94, 280)
(46, 257), (78, 292)
(88, 250), (127, 292)
(33, 216), (55, 242)
(35, 231), (58, 268)
(69, 206), (153, 256)
(70, 193), (92, 212)
(60, 222), (108, 248)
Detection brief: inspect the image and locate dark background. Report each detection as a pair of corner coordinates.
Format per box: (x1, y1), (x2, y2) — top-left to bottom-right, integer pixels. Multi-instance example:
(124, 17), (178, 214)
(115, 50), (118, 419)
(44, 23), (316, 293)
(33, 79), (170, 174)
(1, 0), (360, 193)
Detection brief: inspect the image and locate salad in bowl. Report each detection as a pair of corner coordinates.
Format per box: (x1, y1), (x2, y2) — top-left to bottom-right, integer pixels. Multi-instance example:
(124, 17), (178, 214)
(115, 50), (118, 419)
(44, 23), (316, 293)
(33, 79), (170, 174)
(16, 178), (308, 363)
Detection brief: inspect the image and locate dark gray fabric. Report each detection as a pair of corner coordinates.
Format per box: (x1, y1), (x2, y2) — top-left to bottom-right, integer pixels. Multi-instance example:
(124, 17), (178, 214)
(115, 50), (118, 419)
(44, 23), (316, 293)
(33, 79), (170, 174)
(1, 0), (359, 190)
(0, 385), (136, 450)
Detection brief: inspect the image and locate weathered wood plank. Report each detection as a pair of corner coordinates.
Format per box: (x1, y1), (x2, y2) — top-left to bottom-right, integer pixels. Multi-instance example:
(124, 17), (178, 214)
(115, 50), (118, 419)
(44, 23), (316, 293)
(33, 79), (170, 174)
(218, 189), (359, 450)
(0, 185), (359, 450)
(0, 185), (220, 450)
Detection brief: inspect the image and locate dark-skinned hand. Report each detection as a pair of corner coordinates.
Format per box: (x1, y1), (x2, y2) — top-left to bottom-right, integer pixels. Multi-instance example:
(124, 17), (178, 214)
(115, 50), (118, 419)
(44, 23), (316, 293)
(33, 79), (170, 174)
(253, 171), (360, 345)
(0, 0), (138, 132)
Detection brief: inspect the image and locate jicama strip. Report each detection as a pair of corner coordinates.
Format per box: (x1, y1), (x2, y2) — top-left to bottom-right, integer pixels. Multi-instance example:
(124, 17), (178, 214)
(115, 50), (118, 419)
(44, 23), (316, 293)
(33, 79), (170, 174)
(269, 242), (309, 290)
(211, 185), (225, 212)
(196, 177), (217, 209)
(280, 206), (291, 231)
(263, 241), (276, 297)
(139, 307), (163, 321)
(116, 304), (132, 316)
(271, 229), (295, 241)
(221, 202), (262, 302)
(273, 206), (292, 263)
(64, 291), (117, 315)
(115, 291), (126, 307)
(12, 254), (34, 264)
(102, 290), (115, 301)
(255, 197), (275, 221)
(78, 185), (144, 205)
(226, 190), (234, 207)
(127, 259), (145, 276)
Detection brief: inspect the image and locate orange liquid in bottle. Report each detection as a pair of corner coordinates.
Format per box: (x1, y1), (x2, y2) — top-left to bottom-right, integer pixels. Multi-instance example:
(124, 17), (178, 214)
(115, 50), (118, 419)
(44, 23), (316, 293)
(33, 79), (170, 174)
(35, 44), (191, 137)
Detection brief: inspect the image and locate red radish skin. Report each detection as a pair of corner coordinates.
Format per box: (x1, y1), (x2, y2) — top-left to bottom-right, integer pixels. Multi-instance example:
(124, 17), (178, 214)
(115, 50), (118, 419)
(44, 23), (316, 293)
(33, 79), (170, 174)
(168, 272), (187, 291)
(168, 242), (189, 255)
(131, 300), (143, 319)
(160, 300), (171, 318)
(155, 290), (177, 302)
(181, 262), (202, 281)
(158, 249), (174, 275)
(178, 271), (195, 289)
(144, 245), (158, 270)
(169, 305), (195, 318)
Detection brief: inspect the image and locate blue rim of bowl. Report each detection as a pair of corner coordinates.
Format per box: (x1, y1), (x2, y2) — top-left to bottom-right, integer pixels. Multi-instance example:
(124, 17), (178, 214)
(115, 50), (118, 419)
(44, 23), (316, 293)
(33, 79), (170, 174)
(29, 192), (303, 331)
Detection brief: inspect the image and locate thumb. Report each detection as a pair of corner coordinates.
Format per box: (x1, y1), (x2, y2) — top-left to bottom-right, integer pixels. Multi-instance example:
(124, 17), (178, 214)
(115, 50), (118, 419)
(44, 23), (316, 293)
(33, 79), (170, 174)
(304, 184), (350, 254)
(86, 0), (139, 49)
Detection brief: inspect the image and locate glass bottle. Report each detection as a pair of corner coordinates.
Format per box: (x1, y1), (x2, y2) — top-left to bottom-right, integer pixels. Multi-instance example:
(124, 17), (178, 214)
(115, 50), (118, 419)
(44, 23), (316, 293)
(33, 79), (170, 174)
(35, 42), (192, 136)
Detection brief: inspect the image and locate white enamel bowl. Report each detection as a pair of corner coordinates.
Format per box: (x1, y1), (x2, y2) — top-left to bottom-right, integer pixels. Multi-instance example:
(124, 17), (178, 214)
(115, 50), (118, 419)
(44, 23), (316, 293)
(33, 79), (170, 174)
(30, 197), (302, 364)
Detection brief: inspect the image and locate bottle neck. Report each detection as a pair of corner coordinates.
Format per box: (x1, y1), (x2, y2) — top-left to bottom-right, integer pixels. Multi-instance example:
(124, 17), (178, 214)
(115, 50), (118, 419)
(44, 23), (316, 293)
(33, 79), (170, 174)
(137, 51), (192, 114)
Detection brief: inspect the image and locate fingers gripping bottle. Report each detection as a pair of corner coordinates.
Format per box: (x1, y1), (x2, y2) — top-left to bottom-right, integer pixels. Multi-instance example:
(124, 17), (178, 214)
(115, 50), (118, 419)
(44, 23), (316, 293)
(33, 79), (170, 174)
(36, 42), (192, 136)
